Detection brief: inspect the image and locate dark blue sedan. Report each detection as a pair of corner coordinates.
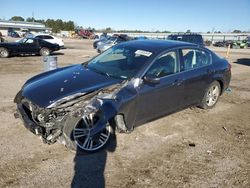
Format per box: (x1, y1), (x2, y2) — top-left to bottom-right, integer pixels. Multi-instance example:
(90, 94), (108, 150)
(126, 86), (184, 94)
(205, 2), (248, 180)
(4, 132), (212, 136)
(14, 40), (231, 153)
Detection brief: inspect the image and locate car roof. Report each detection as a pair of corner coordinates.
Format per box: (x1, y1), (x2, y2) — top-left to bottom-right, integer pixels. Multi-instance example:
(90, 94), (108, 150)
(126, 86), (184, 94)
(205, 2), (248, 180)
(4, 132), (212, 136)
(35, 34), (54, 37)
(24, 37), (39, 39)
(24, 37), (47, 42)
(117, 39), (198, 53)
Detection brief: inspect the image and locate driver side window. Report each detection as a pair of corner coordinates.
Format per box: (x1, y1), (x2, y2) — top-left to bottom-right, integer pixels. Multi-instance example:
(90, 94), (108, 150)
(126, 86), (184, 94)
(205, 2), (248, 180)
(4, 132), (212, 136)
(146, 51), (178, 78)
(25, 39), (35, 44)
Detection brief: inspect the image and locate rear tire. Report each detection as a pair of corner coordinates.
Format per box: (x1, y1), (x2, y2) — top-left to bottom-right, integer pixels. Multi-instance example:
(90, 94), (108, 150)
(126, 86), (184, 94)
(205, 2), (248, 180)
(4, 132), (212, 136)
(200, 81), (221, 109)
(0, 47), (9, 58)
(40, 47), (50, 56)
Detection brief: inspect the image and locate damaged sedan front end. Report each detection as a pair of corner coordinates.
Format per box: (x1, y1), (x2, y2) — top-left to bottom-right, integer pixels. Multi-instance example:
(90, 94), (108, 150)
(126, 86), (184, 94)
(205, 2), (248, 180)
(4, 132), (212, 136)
(14, 40), (231, 153)
(14, 80), (132, 152)
(14, 89), (98, 143)
(14, 48), (145, 152)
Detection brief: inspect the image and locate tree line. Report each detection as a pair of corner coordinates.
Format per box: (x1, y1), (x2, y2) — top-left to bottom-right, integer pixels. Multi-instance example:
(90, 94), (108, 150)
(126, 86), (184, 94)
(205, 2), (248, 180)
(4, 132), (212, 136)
(9, 16), (75, 33)
(97, 27), (249, 34)
(7, 16), (249, 34)
(98, 27), (172, 33)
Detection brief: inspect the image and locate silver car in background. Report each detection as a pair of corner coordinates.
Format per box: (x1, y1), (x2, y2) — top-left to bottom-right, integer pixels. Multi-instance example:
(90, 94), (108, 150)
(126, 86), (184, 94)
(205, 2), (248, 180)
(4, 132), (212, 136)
(96, 34), (131, 53)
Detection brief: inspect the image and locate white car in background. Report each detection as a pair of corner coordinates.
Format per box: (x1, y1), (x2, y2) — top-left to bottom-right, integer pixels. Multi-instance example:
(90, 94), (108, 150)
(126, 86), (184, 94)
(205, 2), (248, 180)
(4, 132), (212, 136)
(35, 34), (64, 48)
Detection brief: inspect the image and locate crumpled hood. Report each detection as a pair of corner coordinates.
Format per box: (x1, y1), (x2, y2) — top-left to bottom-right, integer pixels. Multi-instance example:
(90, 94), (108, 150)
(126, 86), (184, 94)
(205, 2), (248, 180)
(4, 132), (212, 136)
(22, 64), (122, 107)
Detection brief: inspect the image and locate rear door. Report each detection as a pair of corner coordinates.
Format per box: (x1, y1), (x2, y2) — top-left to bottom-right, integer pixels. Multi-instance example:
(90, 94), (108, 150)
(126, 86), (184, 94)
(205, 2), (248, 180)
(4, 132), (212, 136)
(179, 48), (214, 107)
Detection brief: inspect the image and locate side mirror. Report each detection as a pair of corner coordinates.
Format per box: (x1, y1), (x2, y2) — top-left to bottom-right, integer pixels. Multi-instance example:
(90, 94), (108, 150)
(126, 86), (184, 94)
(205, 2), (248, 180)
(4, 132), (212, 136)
(143, 74), (160, 84)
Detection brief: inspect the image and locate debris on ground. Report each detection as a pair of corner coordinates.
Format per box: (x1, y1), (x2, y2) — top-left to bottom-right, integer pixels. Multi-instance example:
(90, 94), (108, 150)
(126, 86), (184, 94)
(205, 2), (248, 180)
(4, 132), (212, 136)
(189, 143), (196, 147)
(222, 126), (228, 131)
(207, 150), (212, 155)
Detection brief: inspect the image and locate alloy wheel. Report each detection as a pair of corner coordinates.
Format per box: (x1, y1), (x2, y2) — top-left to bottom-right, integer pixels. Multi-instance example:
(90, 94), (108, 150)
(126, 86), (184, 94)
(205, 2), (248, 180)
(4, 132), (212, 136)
(206, 85), (220, 107)
(40, 48), (50, 56)
(73, 114), (111, 151)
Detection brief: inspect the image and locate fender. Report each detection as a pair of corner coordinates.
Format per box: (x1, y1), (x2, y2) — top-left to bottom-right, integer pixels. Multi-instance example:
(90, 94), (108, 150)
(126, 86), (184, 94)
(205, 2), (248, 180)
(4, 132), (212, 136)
(89, 101), (118, 136)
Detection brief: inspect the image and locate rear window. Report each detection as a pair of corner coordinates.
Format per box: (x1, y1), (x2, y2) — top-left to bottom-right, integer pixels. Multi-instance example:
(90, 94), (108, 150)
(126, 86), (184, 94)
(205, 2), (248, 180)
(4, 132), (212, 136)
(36, 35), (53, 39)
(42, 35), (54, 39)
(181, 48), (211, 71)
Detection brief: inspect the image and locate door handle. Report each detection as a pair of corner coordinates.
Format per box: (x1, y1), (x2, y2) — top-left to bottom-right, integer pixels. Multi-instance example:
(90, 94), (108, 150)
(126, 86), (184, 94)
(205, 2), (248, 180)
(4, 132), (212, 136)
(207, 69), (213, 74)
(173, 79), (183, 86)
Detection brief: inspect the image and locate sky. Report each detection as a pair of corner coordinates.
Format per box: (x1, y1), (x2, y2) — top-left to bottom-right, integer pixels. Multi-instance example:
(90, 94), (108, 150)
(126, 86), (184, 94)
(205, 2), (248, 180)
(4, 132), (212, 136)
(1, 0), (249, 32)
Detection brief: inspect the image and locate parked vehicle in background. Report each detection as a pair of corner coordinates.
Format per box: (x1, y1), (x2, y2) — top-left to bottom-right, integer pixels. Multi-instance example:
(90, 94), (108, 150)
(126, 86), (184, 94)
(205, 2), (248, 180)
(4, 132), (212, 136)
(231, 40), (249, 49)
(134, 36), (148, 40)
(213, 41), (225, 47)
(246, 36), (250, 47)
(0, 38), (60, 58)
(167, 33), (204, 46)
(35, 34), (64, 48)
(8, 31), (20, 38)
(19, 29), (30, 37)
(204, 40), (212, 46)
(25, 32), (34, 38)
(7, 28), (20, 38)
(76, 29), (98, 39)
(14, 40), (231, 153)
(213, 39), (249, 49)
(246, 36), (250, 43)
(96, 34), (131, 53)
(93, 34), (111, 49)
(213, 40), (233, 47)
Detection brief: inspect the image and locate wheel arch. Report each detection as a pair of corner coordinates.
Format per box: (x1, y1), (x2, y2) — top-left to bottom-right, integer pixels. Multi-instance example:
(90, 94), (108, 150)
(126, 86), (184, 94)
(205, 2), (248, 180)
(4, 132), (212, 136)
(216, 79), (224, 95)
(114, 113), (130, 133)
(212, 73), (225, 95)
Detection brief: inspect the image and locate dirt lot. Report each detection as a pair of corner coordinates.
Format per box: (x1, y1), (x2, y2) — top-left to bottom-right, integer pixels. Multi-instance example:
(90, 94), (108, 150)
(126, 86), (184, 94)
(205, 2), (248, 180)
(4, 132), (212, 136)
(0, 38), (249, 188)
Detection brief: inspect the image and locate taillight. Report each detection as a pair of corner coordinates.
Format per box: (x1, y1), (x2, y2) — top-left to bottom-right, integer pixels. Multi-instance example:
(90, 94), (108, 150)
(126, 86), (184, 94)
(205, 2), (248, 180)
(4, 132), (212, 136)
(228, 63), (231, 71)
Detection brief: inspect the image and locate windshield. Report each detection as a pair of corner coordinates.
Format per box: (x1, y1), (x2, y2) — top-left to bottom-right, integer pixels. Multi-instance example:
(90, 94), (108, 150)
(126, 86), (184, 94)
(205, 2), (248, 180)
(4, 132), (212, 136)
(108, 37), (118, 43)
(99, 35), (110, 41)
(86, 45), (152, 80)
(17, 38), (26, 43)
(17, 38), (35, 44)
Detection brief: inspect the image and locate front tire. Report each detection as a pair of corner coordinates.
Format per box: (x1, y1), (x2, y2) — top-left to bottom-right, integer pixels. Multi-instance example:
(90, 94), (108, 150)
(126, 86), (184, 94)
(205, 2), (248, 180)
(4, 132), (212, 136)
(200, 81), (221, 109)
(63, 113), (114, 153)
(0, 47), (9, 58)
(40, 47), (50, 56)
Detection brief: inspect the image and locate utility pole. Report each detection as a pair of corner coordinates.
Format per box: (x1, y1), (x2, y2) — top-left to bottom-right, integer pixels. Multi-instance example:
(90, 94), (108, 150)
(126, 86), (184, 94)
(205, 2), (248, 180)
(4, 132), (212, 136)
(32, 11), (34, 22)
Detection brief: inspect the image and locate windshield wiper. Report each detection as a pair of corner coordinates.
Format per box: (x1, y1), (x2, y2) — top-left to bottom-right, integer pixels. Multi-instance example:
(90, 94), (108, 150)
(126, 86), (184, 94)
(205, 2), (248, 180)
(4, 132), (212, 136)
(88, 66), (110, 77)
(85, 65), (126, 80)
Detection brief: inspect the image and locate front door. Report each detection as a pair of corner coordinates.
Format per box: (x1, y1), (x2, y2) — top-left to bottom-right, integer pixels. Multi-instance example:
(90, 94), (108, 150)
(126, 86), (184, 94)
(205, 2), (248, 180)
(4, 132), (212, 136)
(136, 50), (184, 124)
(19, 38), (40, 54)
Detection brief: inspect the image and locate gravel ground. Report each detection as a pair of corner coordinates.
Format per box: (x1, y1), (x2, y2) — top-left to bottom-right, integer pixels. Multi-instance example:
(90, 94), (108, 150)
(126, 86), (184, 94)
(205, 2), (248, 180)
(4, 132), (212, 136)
(0, 38), (249, 188)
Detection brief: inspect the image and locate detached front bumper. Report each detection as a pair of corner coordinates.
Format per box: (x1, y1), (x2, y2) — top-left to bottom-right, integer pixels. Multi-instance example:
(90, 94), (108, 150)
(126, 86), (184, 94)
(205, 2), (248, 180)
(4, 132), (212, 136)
(14, 104), (43, 136)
